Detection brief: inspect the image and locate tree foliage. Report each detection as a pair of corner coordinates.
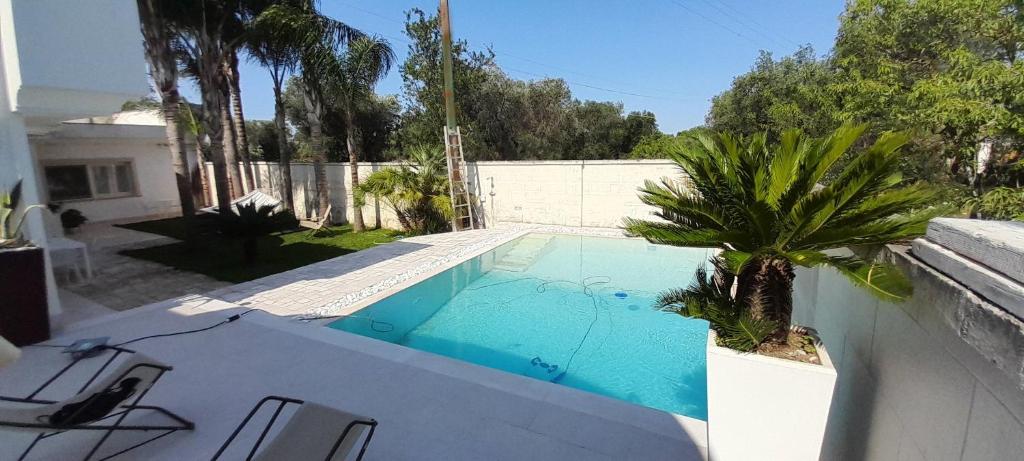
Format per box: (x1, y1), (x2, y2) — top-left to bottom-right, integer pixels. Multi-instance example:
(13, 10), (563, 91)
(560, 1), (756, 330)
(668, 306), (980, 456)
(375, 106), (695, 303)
(708, 46), (840, 139)
(397, 8), (659, 160)
(709, 1), (1024, 188)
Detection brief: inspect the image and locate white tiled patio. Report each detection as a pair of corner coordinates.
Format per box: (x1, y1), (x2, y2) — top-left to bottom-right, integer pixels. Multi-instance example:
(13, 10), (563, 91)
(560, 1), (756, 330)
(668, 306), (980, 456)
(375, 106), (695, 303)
(2, 227), (708, 460)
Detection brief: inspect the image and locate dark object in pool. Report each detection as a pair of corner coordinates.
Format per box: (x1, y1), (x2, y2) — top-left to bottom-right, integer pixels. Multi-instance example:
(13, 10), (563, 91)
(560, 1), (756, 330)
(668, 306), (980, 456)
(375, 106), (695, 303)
(614, 291), (628, 299)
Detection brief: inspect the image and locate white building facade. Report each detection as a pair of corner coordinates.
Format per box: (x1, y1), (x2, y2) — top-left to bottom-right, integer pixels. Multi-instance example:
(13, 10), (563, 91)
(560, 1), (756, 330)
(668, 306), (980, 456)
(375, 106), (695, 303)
(0, 0), (151, 315)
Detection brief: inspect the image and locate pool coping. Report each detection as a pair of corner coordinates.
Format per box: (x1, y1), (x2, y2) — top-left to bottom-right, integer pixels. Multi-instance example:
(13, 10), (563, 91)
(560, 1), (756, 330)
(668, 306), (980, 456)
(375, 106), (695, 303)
(249, 310), (710, 451)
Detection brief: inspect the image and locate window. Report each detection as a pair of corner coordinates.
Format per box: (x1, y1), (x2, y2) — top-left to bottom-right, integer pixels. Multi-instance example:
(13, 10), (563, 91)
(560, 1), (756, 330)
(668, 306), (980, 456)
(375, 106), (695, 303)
(43, 160), (137, 202)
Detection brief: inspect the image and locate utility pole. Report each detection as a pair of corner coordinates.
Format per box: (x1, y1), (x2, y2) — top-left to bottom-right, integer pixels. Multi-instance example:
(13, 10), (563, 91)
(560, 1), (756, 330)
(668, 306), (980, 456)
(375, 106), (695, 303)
(439, 0), (475, 231)
(440, 0), (457, 131)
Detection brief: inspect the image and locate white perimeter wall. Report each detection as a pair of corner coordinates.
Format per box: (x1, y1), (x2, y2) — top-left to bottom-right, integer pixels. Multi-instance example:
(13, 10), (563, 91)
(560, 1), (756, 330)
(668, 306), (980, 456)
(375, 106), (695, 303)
(217, 160), (684, 229)
(793, 252), (1024, 461)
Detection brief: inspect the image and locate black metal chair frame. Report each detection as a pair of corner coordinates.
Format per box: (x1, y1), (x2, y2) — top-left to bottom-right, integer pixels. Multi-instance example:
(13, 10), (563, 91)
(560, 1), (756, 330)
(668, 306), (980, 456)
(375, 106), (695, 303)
(0, 347), (195, 461)
(211, 395), (378, 461)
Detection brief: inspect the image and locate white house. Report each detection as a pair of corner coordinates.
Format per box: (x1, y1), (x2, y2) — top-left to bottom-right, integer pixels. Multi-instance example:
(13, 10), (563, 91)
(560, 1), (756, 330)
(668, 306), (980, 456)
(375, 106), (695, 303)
(33, 110), (194, 224)
(0, 0), (151, 315)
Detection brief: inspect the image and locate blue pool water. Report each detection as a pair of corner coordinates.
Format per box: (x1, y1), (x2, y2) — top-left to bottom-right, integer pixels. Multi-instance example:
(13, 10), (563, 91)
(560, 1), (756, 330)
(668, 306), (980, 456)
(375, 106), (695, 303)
(328, 234), (711, 420)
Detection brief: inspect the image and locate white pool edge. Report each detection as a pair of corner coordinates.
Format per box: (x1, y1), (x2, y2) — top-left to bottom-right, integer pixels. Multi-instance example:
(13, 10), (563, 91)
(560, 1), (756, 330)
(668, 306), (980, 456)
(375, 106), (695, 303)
(248, 310), (709, 451)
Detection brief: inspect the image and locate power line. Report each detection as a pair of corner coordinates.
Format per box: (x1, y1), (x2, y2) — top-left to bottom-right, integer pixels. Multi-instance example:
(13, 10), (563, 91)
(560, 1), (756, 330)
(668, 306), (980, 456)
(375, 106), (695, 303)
(706, 0), (800, 48)
(503, 66), (702, 102)
(665, 0), (761, 46)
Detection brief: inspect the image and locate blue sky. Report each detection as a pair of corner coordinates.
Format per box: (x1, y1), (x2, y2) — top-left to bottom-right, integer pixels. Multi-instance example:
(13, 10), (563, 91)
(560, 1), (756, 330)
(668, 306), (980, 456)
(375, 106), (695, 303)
(183, 0), (845, 134)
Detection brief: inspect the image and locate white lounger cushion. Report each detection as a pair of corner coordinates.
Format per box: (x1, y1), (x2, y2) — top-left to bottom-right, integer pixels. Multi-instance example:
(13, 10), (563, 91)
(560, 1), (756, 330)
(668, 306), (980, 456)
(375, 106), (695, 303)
(0, 353), (166, 432)
(253, 402), (371, 461)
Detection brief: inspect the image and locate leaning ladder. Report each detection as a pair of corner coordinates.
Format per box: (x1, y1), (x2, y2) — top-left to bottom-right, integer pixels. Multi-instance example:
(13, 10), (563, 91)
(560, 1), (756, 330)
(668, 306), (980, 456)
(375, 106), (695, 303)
(443, 126), (475, 231)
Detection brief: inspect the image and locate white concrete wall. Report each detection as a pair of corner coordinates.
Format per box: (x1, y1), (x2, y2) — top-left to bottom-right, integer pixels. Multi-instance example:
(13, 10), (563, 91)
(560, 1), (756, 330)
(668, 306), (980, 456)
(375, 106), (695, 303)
(1, 0), (149, 124)
(794, 251), (1024, 461)
(234, 160), (684, 229)
(32, 138), (188, 223)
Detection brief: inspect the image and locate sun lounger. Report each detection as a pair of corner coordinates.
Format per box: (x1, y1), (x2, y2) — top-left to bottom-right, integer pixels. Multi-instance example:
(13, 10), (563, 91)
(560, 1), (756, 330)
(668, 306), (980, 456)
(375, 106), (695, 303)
(0, 351), (193, 460)
(211, 395), (377, 461)
(300, 204), (332, 237)
(200, 190), (282, 215)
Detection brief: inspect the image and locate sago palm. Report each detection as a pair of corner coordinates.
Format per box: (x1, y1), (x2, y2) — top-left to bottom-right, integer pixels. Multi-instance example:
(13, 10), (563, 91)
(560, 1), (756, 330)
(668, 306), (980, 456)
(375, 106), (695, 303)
(355, 146), (452, 234)
(624, 124), (941, 346)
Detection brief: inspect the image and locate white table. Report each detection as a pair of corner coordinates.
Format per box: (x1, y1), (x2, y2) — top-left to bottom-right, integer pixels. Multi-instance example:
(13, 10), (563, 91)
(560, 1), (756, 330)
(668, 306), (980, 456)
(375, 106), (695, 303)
(47, 237), (92, 280)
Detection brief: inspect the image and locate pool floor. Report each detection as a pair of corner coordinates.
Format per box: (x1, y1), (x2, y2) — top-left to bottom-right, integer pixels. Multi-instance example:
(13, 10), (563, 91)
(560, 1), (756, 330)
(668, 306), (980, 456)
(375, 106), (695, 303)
(329, 234), (710, 420)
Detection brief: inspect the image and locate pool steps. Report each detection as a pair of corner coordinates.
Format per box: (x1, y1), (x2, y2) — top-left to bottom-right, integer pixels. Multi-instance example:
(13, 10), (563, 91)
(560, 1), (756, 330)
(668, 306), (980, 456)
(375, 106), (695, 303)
(492, 234), (555, 271)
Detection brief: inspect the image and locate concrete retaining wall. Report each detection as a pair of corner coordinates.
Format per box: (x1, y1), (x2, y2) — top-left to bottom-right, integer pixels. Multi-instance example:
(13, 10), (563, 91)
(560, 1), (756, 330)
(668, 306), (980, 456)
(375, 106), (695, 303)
(793, 247), (1024, 460)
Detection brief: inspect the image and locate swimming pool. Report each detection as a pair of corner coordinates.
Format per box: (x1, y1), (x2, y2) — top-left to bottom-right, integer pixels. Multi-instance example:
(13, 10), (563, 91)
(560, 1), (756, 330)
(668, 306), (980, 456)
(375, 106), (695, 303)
(328, 233), (711, 420)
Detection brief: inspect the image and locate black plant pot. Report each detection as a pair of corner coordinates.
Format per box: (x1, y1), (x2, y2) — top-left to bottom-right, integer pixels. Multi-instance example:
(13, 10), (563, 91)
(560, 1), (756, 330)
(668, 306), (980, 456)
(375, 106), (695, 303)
(0, 246), (50, 345)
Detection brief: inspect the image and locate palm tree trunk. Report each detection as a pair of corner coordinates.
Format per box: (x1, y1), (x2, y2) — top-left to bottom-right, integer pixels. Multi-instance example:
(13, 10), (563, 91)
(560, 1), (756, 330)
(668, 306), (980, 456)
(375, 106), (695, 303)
(228, 50), (256, 192)
(303, 90), (330, 219)
(220, 85), (244, 199)
(135, 0), (195, 227)
(736, 256), (795, 337)
(344, 107), (365, 232)
(192, 144), (209, 207)
(160, 93), (196, 220)
(273, 84), (295, 215)
(198, 47), (233, 214)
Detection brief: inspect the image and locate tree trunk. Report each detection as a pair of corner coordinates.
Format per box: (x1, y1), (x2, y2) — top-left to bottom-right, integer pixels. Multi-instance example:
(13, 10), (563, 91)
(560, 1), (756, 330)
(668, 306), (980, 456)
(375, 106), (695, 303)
(736, 256), (795, 337)
(220, 89), (244, 199)
(344, 108), (365, 232)
(159, 92), (195, 221)
(134, 0), (194, 227)
(228, 50), (255, 192)
(192, 143), (209, 207)
(303, 90), (330, 220)
(198, 45), (232, 214)
(273, 84), (295, 215)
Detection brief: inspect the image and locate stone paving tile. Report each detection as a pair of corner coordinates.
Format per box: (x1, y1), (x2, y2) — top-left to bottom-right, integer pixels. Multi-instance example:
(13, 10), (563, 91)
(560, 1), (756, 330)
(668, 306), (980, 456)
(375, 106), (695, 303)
(204, 228), (524, 317)
(59, 235), (231, 311)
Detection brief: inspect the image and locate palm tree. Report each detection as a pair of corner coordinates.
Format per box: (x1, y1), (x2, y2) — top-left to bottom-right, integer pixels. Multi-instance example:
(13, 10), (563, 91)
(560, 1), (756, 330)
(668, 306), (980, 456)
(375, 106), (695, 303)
(249, 1), (361, 220)
(135, 0), (196, 227)
(179, 101), (211, 207)
(355, 145), (452, 234)
(330, 36), (395, 232)
(168, 0), (237, 213)
(625, 124), (941, 348)
(226, 48), (256, 192)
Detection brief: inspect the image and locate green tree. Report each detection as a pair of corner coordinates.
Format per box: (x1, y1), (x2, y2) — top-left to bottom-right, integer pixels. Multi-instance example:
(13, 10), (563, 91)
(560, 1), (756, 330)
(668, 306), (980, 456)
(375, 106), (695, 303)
(707, 46), (840, 139)
(833, 0), (1024, 184)
(328, 36), (395, 232)
(625, 124), (941, 350)
(398, 8), (495, 156)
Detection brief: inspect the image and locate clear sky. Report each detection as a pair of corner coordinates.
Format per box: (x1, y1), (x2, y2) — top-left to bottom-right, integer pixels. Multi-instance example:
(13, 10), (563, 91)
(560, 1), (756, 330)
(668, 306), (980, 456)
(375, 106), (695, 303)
(183, 0), (845, 134)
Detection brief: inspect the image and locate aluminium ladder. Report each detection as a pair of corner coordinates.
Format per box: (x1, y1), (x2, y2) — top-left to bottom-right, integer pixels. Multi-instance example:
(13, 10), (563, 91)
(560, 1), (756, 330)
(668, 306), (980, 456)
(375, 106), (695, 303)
(443, 126), (475, 231)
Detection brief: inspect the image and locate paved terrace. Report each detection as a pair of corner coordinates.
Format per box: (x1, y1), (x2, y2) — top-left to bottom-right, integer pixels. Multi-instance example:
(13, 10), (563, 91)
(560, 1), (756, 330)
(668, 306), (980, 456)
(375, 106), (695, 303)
(2, 226), (708, 460)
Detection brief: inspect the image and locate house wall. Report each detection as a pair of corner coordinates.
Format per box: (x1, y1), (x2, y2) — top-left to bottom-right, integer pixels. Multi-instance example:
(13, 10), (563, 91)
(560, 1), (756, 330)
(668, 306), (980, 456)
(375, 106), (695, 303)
(793, 249), (1024, 461)
(222, 160), (684, 230)
(32, 138), (187, 223)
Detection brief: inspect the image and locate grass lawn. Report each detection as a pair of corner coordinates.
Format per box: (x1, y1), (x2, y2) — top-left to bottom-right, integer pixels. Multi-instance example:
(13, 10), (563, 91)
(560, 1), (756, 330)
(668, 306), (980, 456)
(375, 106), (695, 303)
(118, 217), (403, 283)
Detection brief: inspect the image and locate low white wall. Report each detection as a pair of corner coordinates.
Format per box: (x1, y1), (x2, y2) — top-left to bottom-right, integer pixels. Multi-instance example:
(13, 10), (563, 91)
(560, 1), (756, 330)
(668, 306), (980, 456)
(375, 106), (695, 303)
(794, 249), (1024, 460)
(33, 138), (185, 223)
(226, 160), (684, 229)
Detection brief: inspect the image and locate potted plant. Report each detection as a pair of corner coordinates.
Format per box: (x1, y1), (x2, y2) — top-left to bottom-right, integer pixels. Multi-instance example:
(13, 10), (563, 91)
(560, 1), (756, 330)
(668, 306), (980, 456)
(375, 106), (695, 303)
(1, 180), (51, 345)
(625, 124), (941, 460)
(60, 208), (88, 233)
